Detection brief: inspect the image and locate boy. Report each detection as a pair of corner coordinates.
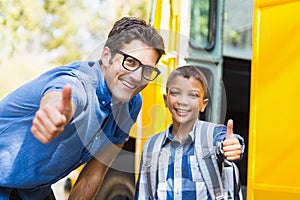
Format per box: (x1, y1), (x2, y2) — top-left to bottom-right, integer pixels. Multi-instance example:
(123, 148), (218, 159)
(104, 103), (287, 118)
(135, 65), (244, 200)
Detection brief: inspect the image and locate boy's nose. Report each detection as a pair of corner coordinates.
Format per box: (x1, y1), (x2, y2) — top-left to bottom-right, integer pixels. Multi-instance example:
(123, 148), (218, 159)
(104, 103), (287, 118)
(177, 95), (188, 104)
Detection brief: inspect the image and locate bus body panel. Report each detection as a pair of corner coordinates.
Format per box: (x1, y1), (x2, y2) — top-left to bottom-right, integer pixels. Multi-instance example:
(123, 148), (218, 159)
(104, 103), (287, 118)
(248, 0), (300, 199)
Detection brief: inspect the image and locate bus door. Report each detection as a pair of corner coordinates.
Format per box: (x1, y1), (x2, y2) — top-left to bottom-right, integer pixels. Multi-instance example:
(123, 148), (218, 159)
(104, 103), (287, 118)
(149, 0), (226, 124)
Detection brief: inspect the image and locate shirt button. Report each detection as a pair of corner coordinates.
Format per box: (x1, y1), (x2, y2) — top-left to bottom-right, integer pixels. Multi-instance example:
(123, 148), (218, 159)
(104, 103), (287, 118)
(175, 167), (180, 172)
(101, 101), (105, 105)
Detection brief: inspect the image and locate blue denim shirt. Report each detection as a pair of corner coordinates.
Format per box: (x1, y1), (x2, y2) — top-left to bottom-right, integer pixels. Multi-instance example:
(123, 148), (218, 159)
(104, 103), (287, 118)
(0, 61), (142, 199)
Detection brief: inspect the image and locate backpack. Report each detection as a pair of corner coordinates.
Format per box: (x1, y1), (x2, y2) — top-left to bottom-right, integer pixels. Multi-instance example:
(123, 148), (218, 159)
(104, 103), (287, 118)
(193, 120), (243, 200)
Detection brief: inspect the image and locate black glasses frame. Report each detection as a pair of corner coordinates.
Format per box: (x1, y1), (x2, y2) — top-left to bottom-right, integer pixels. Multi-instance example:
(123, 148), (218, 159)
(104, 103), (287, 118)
(114, 49), (161, 81)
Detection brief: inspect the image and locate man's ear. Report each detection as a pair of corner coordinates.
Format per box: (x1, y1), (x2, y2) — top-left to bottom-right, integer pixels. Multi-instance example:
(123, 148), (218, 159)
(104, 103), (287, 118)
(101, 47), (111, 69)
(200, 98), (209, 112)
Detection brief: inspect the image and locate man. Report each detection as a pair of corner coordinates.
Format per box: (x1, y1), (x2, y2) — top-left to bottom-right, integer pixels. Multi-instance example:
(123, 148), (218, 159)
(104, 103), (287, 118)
(0, 16), (165, 199)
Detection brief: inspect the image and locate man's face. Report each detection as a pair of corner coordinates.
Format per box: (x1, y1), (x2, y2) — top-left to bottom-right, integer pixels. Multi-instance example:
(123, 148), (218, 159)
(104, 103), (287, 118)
(101, 40), (159, 103)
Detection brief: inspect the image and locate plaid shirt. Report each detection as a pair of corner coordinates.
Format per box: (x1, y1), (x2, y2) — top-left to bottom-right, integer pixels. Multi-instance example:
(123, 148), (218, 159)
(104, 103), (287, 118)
(134, 121), (244, 200)
(155, 128), (212, 200)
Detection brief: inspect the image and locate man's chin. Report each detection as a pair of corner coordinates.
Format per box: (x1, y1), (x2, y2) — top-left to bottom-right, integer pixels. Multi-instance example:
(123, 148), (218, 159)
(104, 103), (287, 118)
(113, 85), (145, 103)
(112, 93), (133, 104)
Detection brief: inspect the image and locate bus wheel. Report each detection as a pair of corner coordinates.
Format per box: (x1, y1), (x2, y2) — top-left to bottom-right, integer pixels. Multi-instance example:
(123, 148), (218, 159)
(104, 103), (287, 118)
(95, 170), (135, 200)
(64, 178), (72, 192)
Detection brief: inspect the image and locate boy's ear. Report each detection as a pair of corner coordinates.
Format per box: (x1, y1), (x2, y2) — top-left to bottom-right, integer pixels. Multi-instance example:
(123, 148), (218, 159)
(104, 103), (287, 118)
(200, 98), (209, 112)
(163, 94), (168, 107)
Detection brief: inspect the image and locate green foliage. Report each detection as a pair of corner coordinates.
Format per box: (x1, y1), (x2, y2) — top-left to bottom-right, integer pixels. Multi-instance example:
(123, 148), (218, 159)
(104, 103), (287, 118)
(0, 0), (151, 98)
(189, 0), (209, 48)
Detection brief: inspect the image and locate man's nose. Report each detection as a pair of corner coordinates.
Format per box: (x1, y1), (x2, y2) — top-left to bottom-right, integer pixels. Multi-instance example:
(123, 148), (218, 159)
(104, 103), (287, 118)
(130, 67), (143, 82)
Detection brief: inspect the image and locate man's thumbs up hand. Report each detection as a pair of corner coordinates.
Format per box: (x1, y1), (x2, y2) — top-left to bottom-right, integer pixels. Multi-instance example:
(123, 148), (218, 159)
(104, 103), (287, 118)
(31, 85), (74, 144)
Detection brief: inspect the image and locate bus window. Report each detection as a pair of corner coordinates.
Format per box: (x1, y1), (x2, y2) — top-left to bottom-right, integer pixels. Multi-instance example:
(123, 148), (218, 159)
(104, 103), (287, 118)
(189, 0), (214, 50)
(223, 0), (253, 59)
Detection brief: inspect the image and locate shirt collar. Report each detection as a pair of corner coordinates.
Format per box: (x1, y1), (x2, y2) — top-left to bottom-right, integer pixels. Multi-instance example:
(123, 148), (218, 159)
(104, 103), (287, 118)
(96, 62), (113, 108)
(162, 121), (198, 146)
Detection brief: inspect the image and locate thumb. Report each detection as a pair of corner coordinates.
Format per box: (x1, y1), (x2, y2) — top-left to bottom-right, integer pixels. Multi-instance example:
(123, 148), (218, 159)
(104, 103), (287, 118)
(61, 85), (72, 117)
(226, 119), (234, 139)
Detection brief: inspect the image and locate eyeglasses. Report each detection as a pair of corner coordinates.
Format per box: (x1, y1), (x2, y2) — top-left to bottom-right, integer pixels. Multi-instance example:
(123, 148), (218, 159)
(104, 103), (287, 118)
(114, 49), (161, 81)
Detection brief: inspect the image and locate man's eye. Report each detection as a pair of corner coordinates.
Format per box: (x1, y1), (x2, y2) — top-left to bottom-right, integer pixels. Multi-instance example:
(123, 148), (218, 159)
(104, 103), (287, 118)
(143, 67), (153, 75)
(124, 57), (138, 67)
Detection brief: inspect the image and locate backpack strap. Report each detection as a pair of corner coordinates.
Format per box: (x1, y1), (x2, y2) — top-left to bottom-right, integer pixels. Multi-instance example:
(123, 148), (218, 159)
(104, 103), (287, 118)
(225, 160), (242, 200)
(194, 120), (225, 200)
(142, 131), (166, 200)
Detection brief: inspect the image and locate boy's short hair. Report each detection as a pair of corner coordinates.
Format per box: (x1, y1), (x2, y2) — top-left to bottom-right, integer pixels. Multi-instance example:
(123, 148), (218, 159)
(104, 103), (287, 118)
(166, 65), (208, 98)
(104, 16), (165, 63)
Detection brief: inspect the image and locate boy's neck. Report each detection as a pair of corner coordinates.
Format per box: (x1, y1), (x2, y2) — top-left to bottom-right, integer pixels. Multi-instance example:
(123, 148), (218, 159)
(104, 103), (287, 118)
(172, 120), (196, 142)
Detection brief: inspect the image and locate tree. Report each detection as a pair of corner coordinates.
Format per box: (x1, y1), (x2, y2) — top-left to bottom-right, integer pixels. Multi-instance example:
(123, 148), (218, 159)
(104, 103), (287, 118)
(0, 0), (151, 98)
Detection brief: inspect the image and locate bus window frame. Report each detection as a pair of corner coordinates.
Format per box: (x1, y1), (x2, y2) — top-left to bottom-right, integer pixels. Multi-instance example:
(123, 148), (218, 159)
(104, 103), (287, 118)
(189, 0), (216, 51)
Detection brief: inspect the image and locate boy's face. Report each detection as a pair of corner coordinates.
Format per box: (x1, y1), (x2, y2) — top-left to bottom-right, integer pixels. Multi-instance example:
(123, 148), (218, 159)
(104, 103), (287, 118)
(101, 40), (159, 103)
(163, 75), (208, 126)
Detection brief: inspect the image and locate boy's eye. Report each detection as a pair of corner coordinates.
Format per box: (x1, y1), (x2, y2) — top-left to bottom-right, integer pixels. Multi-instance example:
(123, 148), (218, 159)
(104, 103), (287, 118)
(169, 90), (179, 95)
(189, 93), (200, 98)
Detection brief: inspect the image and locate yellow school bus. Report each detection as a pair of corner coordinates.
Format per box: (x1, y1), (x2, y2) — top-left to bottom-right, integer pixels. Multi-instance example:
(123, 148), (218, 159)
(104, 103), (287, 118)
(66, 0), (300, 199)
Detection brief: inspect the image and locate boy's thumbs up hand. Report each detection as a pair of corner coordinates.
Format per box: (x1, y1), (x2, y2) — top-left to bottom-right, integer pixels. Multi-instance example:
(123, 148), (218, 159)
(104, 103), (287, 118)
(222, 119), (242, 161)
(226, 119), (234, 139)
